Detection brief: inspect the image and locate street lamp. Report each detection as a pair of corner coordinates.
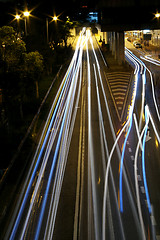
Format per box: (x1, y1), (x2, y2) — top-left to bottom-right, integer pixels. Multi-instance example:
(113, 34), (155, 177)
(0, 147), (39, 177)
(15, 14), (20, 20)
(15, 14), (21, 35)
(23, 11), (30, 36)
(46, 15), (59, 43)
(53, 16), (58, 21)
(155, 12), (160, 19)
(24, 11), (30, 17)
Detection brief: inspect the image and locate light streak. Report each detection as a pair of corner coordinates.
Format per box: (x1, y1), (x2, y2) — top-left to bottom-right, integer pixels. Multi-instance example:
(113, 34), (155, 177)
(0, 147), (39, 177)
(34, 37), (84, 240)
(9, 62), (74, 239)
(87, 35), (101, 240)
(149, 111), (160, 144)
(142, 106), (151, 214)
(140, 55), (160, 66)
(145, 66), (160, 122)
(43, 31), (86, 240)
(45, 47), (83, 240)
(102, 119), (129, 240)
(119, 106), (133, 212)
(134, 113), (143, 150)
(93, 61), (126, 239)
(90, 34), (127, 240)
(139, 69), (146, 132)
(102, 46), (148, 239)
(125, 48), (143, 74)
(118, 49), (142, 214)
(126, 47), (160, 122)
(134, 111), (149, 240)
(133, 104), (159, 239)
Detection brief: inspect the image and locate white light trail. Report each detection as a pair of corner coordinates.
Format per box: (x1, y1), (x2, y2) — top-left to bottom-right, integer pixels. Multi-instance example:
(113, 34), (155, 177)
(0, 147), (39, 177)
(102, 47), (149, 239)
(119, 106), (133, 212)
(44, 42), (83, 240)
(90, 34), (127, 240)
(139, 70), (146, 132)
(9, 31), (86, 240)
(145, 66), (160, 122)
(134, 110), (149, 240)
(142, 106), (151, 214)
(87, 35), (101, 240)
(140, 55), (160, 66)
(149, 111), (160, 144)
(34, 34), (85, 240)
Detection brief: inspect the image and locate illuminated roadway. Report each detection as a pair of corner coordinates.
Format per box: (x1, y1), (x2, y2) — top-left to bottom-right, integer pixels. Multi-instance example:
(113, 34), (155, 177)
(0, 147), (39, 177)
(5, 29), (160, 240)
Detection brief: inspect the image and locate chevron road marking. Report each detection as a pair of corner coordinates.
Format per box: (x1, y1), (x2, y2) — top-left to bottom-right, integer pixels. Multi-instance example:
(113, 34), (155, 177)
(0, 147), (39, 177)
(105, 72), (132, 121)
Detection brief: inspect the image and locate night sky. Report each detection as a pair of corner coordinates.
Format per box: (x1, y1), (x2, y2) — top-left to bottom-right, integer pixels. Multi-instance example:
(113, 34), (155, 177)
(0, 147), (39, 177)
(0, 0), (98, 24)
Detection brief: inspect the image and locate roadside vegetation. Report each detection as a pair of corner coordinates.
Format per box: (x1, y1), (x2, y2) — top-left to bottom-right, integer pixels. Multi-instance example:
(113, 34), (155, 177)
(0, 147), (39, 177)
(0, 18), (77, 174)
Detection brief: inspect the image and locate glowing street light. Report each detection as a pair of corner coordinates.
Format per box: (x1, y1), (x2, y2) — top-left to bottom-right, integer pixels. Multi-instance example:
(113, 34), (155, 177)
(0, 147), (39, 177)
(155, 13), (160, 18)
(23, 11), (30, 17)
(15, 14), (20, 20)
(46, 15), (59, 43)
(53, 16), (58, 21)
(154, 11), (160, 21)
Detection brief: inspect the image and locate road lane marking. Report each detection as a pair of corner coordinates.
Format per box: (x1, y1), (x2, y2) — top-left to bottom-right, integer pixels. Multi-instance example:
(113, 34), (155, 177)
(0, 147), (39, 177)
(140, 186), (145, 194)
(150, 216), (156, 226)
(128, 147), (132, 152)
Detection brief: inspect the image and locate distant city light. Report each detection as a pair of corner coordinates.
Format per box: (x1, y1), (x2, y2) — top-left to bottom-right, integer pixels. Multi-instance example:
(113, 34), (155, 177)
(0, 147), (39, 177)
(87, 12), (98, 23)
(143, 29), (151, 34)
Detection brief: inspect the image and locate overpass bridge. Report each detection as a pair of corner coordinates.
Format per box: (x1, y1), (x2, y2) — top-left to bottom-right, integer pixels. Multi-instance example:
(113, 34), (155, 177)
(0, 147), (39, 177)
(95, 0), (160, 64)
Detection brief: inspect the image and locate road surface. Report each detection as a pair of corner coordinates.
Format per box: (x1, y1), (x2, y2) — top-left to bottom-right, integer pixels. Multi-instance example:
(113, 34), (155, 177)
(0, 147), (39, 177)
(5, 29), (160, 240)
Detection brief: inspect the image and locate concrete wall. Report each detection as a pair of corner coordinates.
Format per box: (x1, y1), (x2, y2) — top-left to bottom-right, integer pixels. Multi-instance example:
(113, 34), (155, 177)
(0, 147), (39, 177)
(96, 29), (125, 65)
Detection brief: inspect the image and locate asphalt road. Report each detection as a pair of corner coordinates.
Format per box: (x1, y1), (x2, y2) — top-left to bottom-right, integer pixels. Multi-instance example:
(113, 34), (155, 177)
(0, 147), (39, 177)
(4, 29), (160, 240)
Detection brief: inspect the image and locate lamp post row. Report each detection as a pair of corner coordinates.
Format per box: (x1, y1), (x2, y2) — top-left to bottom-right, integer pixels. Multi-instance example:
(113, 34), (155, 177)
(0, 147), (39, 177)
(15, 12), (58, 40)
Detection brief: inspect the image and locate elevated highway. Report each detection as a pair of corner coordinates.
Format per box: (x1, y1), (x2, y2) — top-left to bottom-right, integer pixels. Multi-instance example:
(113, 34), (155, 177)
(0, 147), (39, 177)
(95, 0), (160, 64)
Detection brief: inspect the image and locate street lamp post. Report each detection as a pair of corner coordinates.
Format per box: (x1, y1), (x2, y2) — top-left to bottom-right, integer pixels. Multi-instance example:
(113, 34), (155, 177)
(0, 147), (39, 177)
(15, 14), (20, 34)
(46, 18), (49, 43)
(46, 15), (58, 43)
(23, 11), (30, 36)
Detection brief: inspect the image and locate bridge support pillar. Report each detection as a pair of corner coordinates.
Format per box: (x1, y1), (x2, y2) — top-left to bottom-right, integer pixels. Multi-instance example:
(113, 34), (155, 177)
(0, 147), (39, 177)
(112, 32), (116, 55)
(96, 28), (125, 65)
(117, 31), (125, 65)
(112, 31), (125, 65)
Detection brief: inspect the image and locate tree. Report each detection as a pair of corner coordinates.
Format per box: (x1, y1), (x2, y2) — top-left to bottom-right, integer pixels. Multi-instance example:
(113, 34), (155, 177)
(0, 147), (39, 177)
(0, 26), (27, 120)
(58, 18), (74, 47)
(0, 26), (26, 73)
(24, 51), (44, 99)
